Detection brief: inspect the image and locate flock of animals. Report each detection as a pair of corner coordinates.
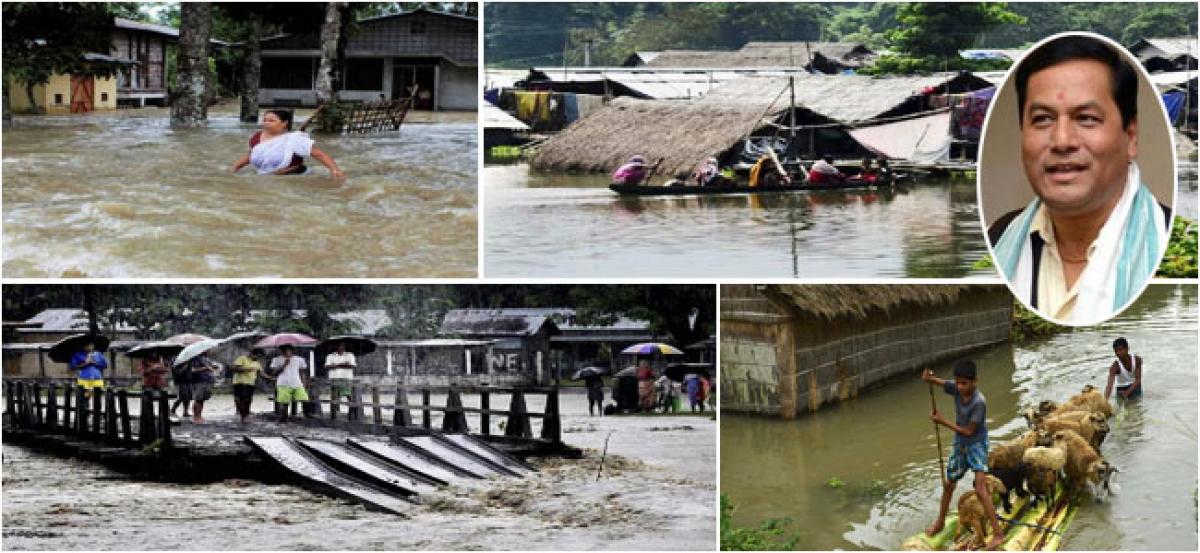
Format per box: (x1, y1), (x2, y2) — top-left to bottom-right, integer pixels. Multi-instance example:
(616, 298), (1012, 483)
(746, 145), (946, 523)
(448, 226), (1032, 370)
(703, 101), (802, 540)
(956, 385), (1118, 547)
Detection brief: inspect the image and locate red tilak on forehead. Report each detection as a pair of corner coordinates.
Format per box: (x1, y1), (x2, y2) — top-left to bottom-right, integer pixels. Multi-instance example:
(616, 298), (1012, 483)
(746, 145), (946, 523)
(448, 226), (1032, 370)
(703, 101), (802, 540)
(1056, 91), (1065, 101)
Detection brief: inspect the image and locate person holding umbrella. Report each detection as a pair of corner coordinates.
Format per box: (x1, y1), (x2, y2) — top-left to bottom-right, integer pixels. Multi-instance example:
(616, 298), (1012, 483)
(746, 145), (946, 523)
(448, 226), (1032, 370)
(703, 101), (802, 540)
(69, 341), (108, 397)
(325, 342), (357, 402)
(270, 344), (309, 423)
(636, 359), (657, 412)
(572, 366), (607, 417)
(231, 348), (265, 424)
(189, 351), (220, 424)
(138, 352), (170, 392)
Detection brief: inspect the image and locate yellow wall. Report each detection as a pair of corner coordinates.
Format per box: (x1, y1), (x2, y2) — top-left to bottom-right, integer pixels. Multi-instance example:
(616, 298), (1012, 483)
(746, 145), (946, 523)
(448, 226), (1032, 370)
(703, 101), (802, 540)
(8, 73), (117, 114)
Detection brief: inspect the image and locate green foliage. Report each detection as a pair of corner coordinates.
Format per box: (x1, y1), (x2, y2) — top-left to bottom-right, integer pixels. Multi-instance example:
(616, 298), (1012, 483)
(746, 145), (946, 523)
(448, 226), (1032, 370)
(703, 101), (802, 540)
(720, 494), (801, 551)
(1157, 217), (1198, 278)
(861, 54), (1011, 76)
(971, 255), (994, 270)
(1010, 299), (1067, 343)
(2, 2), (122, 111)
(825, 476), (846, 488)
(886, 3), (1025, 58)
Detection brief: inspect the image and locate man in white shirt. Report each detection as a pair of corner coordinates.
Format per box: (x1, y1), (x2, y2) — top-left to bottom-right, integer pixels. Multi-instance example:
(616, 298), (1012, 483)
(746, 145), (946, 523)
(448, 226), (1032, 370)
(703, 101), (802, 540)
(269, 344), (309, 423)
(325, 342), (357, 400)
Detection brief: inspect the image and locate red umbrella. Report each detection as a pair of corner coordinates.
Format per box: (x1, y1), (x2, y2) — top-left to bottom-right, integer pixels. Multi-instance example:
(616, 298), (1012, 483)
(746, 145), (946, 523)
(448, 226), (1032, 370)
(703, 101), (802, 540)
(253, 333), (318, 349)
(165, 333), (212, 346)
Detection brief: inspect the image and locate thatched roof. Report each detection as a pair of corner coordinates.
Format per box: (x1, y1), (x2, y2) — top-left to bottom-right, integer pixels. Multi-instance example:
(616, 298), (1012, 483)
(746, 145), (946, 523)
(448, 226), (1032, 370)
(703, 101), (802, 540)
(764, 285), (975, 320)
(529, 72), (992, 174)
(529, 96), (772, 177)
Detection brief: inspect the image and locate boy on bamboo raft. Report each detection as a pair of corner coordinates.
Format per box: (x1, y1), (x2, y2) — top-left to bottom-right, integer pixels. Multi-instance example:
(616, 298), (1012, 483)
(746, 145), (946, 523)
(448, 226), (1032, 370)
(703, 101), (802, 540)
(922, 361), (1004, 550)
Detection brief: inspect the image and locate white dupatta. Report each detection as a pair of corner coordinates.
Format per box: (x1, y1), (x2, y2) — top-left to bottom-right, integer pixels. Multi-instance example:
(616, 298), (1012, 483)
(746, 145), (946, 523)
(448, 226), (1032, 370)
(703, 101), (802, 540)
(249, 131), (314, 174)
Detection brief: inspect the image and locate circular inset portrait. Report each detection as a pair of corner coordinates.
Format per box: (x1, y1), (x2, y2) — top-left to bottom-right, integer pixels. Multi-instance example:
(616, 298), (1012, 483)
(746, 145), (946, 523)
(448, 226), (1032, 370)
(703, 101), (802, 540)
(979, 32), (1176, 326)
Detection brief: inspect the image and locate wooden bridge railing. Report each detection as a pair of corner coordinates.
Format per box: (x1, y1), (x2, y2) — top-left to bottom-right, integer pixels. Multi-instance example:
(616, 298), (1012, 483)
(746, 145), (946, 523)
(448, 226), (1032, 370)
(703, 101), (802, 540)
(3, 380), (174, 450)
(283, 383), (562, 445)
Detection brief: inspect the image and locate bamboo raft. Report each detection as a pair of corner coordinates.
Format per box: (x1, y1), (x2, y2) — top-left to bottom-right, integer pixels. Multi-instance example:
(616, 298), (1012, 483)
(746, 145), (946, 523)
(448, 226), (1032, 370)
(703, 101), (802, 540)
(901, 481), (1080, 551)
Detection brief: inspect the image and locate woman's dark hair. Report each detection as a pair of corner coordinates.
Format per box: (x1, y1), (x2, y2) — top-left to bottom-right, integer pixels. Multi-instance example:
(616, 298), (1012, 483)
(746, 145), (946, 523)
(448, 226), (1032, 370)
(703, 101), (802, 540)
(264, 109), (295, 131)
(1015, 35), (1138, 129)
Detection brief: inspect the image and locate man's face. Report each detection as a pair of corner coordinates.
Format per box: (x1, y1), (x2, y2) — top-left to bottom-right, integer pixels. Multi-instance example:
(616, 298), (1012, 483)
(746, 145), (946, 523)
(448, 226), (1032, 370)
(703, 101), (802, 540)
(83, 343), (94, 353)
(1114, 345), (1129, 357)
(1020, 59), (1138, 217)
(955, 376), (976, 398)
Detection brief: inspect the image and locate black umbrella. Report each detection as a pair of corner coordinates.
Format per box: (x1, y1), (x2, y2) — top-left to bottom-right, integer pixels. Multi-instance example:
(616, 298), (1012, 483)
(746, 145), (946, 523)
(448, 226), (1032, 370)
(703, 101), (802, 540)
(47, 333), (111, 364)
(316, 335), (377, 356)
(665, 363), (712, 381)
(124, 341), (184, 359)
(571, 366), (608, 380)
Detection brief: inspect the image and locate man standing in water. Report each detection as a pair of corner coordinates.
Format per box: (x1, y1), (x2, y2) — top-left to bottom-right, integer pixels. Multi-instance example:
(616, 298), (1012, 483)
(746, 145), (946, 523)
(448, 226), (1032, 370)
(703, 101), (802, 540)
(1103, 337), (1143, 400)
(921, 361), (1004, 550)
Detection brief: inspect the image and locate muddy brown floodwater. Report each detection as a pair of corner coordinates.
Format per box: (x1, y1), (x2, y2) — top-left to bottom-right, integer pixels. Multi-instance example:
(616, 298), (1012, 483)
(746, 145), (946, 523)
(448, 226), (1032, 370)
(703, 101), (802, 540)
(2, 105), (477, 277)
(2, 390), (715, 550)
(721, 284), (1196, 551)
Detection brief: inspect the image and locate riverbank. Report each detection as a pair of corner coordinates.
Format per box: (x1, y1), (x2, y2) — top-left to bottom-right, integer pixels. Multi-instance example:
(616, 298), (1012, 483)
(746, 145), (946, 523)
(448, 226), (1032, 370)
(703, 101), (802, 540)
(2, 391), (714, 550)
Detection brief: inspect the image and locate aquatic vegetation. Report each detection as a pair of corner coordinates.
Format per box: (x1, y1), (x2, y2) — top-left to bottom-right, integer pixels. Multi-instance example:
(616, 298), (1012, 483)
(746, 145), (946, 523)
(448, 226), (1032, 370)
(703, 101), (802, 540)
(720, 494), (801, 551)
(1010, 300), (1068, 343)
(825, 476), (847, 489)
(1157, 217), (1197, 278)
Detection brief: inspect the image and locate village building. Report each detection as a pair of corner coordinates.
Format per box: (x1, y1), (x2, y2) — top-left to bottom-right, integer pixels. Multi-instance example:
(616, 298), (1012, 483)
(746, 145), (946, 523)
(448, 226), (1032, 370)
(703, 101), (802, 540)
(1130, 36), (1198, 73)
(257, 8), (477, 110)
(720, 285), (1011, 418)
(2, 308), (139, 379)
(438, 309), (560, 385)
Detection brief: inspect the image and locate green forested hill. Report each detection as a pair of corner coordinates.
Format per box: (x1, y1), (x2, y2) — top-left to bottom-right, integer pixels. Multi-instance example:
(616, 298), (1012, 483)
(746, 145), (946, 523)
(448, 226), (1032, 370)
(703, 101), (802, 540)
(485, 2), (1197, 68)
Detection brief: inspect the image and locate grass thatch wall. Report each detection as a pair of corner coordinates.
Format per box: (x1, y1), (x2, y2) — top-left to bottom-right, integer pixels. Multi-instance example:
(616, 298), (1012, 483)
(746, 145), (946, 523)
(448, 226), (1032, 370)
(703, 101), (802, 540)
(529, 97), (774, 177)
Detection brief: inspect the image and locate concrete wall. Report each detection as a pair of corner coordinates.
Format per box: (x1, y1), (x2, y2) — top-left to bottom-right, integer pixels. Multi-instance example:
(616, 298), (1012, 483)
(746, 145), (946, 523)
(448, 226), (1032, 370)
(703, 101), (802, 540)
(721, 286), (1013, 418)
(438, 64), (477, 110)
(2, 349), (136, 379)
(8, 74), (117, 114)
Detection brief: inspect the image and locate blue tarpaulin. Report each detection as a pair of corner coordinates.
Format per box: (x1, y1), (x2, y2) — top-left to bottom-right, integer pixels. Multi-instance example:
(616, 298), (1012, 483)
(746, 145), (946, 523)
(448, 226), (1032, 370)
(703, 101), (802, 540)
(1162, 91), (1186, 124)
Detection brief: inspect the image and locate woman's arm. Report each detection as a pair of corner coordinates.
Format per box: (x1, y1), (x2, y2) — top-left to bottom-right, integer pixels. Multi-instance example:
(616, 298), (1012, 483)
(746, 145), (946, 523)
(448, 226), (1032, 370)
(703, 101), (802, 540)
(230, 152), (251, 173)
(309, 146), (346, 182)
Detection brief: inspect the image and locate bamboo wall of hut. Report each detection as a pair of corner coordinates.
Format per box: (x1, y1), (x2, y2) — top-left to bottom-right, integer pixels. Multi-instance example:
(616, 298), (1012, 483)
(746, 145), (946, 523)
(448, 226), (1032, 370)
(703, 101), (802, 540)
(721, 284), (1012, 418)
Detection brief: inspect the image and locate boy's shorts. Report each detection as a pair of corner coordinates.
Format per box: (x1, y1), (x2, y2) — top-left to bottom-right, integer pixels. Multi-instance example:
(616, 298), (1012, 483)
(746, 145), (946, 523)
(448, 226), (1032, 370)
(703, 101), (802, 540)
(276, 385), (310, 404)
(77, 378), (104, 391)
(191, 381), (213, 402)
(1116, 384), (1142, 400)
(946, 439), (990, 482)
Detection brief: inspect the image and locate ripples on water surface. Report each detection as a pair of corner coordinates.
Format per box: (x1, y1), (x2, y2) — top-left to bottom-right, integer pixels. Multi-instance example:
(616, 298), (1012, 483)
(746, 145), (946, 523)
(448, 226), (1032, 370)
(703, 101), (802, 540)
(2, 109), (477, 277)
(483, 164), (990, 278)
(721, 284), (1197, 551)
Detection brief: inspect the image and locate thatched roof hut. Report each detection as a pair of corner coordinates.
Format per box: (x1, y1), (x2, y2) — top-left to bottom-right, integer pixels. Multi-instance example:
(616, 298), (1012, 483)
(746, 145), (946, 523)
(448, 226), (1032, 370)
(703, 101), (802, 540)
(721, 284), (1012, 418)
(529, 71), (993, 175)
(642, 41), (876, 73)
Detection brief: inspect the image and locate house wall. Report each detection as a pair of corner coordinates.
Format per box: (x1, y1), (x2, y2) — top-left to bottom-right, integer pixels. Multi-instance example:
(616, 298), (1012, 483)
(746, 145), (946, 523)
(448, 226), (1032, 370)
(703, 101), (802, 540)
(721, 286), (1013, 418)
(8, 74), (117, 114)
(438, 63), (477, 110)
(2, 349), (136, 379)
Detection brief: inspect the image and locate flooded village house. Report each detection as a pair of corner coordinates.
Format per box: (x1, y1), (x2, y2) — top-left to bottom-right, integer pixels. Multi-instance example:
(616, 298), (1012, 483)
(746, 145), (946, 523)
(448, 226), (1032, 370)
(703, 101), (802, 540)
(258, 8), (477, 110)
(2, 309), (138, 379)
(720, 285), (1011, 418)
(6, 18), (181, 114)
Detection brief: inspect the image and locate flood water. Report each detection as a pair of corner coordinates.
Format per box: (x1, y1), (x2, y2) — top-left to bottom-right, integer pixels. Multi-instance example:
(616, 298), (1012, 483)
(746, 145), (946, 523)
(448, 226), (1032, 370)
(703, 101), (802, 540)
(720, 284), (1197, 551)
(2, 106), (477, 277)
(483, 164), (990, 278)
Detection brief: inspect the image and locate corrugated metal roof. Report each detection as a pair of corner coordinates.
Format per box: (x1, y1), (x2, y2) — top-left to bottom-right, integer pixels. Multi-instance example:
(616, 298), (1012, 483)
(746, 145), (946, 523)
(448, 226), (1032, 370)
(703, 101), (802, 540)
(482, 101), (530, 130)
(18, 309), (136, 333)
(1133, 37), (1198, 58)
(440, 309), (560, 337)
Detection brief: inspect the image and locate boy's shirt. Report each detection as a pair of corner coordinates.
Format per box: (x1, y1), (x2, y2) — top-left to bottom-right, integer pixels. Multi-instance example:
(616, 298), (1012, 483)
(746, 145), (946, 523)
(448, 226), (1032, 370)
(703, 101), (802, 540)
(943, 381), (987, 446)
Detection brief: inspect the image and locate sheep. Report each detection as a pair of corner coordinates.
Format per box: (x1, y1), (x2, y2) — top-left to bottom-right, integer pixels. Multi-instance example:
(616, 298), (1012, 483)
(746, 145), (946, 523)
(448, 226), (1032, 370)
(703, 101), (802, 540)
(985, 429), (1050, 512)
(1051, 429), (1118, 498)
(955, 473), (1007, 549)
(1025, 408), (1093, 429)
(1058, 385), (1114, 418)
(1021, 446), (1067, 507)
(1038, 412), (1109, 449)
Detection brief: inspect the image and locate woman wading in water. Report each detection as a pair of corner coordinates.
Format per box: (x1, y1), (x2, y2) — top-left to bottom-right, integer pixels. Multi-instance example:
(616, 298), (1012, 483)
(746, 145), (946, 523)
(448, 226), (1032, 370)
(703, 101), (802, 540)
(230, 109), (346, 183)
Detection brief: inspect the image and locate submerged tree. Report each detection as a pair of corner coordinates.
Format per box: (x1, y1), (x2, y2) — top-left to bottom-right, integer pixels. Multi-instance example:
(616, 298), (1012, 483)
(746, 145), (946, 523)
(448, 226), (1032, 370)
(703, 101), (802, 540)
(171, 2), (212, 128)
(315, 2), (349, 105)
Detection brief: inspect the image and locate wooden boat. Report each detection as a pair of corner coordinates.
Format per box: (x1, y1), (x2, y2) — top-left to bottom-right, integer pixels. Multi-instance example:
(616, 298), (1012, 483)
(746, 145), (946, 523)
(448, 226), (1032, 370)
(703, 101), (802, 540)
(900, 481), (1080, 551)
(609, 176), (906, 197)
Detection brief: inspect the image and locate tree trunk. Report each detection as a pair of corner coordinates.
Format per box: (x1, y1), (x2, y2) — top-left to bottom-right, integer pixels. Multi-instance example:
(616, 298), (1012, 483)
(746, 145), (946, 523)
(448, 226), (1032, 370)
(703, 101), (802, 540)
(82, 286), (99, 336)
(239, 13), (263, 123)
(171, 2), (212, 128)
(314, 2), (347, 105)
(23, 82), (40, 114)
(3, 79), (12, 122)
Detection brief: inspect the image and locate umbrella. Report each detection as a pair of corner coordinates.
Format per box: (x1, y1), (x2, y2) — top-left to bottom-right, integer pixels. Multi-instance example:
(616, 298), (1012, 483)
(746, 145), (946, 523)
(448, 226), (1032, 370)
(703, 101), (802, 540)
(174, 339), (223, 367)
(47, 333), (111, 364)
(621, 342), (684, 356)
(665, 363), (712, 381)
(253, 333), (318, 350)
(316, 335), (377, 355)
(571, 366), (608, 380)
(614, 366), (640, 378)
(165, 333), (213, 346)
(125, 341), (184, 359)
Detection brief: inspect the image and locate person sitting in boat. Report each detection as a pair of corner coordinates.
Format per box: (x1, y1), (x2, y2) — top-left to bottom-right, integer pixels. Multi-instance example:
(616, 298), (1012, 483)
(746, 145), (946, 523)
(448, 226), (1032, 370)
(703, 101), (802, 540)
(876, 158), (895, 185)
(855, 158), (878, 184)
(230, 109), (346, 183)
(691, 156), (720, 186)
(612, 155), (649, 185)
(749, 155), (791, 187)
(807, 156), (846, 184)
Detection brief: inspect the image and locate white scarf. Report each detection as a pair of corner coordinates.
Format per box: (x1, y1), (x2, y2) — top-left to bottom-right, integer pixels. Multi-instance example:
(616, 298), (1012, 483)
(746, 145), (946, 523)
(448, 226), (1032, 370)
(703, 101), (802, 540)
(995, 163), (1167, 324)
(249, 131), (314, 174)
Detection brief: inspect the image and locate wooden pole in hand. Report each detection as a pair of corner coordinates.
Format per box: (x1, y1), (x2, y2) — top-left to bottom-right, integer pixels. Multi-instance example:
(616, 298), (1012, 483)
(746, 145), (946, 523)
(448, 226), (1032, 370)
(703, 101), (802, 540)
(929, 378), (946, 486)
